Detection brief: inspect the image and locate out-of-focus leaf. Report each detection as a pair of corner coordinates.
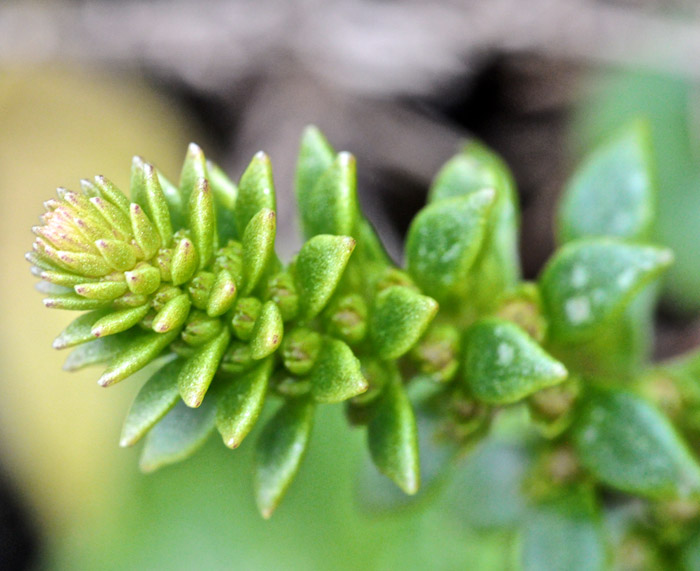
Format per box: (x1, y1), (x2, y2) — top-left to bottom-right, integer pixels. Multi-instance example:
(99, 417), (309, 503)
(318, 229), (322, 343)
(206, 159), (238, 242)
(139, 398), (217, 473)
(445, 439), (530, 529)
(295, 126), (335, 223)
(297, 152), (358, 239)
(235, 152), (276, 235)
(120, 357), (184, 447)
(540, 239), (672, 343)
(462, 318), (567, 405)
(521, 490), (606, 571)
(574, 387), (700, 499)
(254, 397), (315, 518)
(405, 190), (495, 301)
(558, 120), (656, 244)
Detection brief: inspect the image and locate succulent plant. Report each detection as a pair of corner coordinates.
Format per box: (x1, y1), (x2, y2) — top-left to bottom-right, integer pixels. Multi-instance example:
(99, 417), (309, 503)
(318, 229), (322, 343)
(28, 123), (700, 568)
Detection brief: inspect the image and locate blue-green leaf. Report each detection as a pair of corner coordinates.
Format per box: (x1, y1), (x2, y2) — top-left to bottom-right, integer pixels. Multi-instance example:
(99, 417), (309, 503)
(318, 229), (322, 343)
(557, 120), (655, 244)
(139, 397), (217, 473)
(522, 491), (606, 571)
(235, 152), (276, 235)
(540, 239), (672, 343)
(462, 318), (567, 405)
(574, 387), (700, 499)
(405, 190), (495, 301)
(120, 357), (185, 446)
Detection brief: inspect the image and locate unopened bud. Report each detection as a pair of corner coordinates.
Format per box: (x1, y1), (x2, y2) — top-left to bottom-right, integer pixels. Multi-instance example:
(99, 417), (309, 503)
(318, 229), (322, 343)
(411, 323), (459, 382)
(282, 328), (321, 376)
(220, 340), (254, 374)
(188, 271), (216, 309)
(325, 293), (367, 344)
(266, 271), (299, 321)
(231, 297), (262, 341)
(181, 310), (223, 346)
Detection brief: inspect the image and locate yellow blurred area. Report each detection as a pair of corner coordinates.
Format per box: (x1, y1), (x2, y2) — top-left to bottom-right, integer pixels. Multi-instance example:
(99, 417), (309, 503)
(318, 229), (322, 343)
(0, 67), (198, 537)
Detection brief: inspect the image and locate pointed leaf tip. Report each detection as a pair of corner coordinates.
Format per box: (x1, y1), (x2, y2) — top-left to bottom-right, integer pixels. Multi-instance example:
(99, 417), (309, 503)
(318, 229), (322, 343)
(254, 398), (314, 518)
(295, 234), (356, 321)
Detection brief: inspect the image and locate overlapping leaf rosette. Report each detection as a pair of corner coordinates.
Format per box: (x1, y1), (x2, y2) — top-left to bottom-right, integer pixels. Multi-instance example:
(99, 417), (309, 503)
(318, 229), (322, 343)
(28, 129), (444, 517)
(30, 122), (700, 564)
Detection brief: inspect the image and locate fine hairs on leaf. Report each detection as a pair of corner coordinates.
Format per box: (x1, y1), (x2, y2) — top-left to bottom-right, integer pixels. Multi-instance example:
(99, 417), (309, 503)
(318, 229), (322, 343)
(27, 120), (700, 565)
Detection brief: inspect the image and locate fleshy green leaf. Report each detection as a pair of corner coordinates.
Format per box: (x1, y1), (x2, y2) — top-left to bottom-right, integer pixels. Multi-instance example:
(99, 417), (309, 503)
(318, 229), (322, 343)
(142, 162), (174, 246)
(462, 318), (567, 405)
(189, 177), (216, 268)
(405, 190), (495, 301)
(178, 142), (207, 209)
(156, 171), (185, 231)
(242, 207), (276, 295)
(43, 293), (108, 311)
(428, 141), (515, 205)
(357, 387), (461, 513)
(53, 308), (113, 349)
(255, 397), (315, 518)
(294, 234), (355, 321)
(124, 264), (161, 295)
(130, 203), (161, 260)
(574, 387), (700, 499)
(139, 398), (217, 473)
(206, 269), (237, 318)
(249, 301), (283, 360)
(98, 329), (180, 387)
(295, 125), (335, 221)
(369, 285), (438, 360)
(178, 327), (231, 407)
(74, 280), (128, 301)
(309, 337), (367, 403)
(522, 491), (606, 571)
(297, 152), (358, 239)
(95, 238), (136, 272)
(235, 152), (276, 235)
(120, 358), (185, 447)
(170, 237), (198, 286)
(540, 239), (672, 343)
(368, 369), (420, 495)
(557, 120), (655, 244)
(206, 159), (238, 242)
(91, 303), (150, 338)
(152, 294), (191, 333)
(427, 142), (520, 309)
(63, 331), (140, 371)
(93, 175), (130, 215)
(216, 359), (272, 448)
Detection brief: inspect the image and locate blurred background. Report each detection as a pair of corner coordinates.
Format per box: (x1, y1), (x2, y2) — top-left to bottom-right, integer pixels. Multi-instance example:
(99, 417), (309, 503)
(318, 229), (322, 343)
(2, 0), (700, 569)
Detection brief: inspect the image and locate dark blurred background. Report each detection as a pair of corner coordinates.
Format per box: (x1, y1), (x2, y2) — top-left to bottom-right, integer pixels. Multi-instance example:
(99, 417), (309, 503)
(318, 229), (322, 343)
(2, 1), (700, 568)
